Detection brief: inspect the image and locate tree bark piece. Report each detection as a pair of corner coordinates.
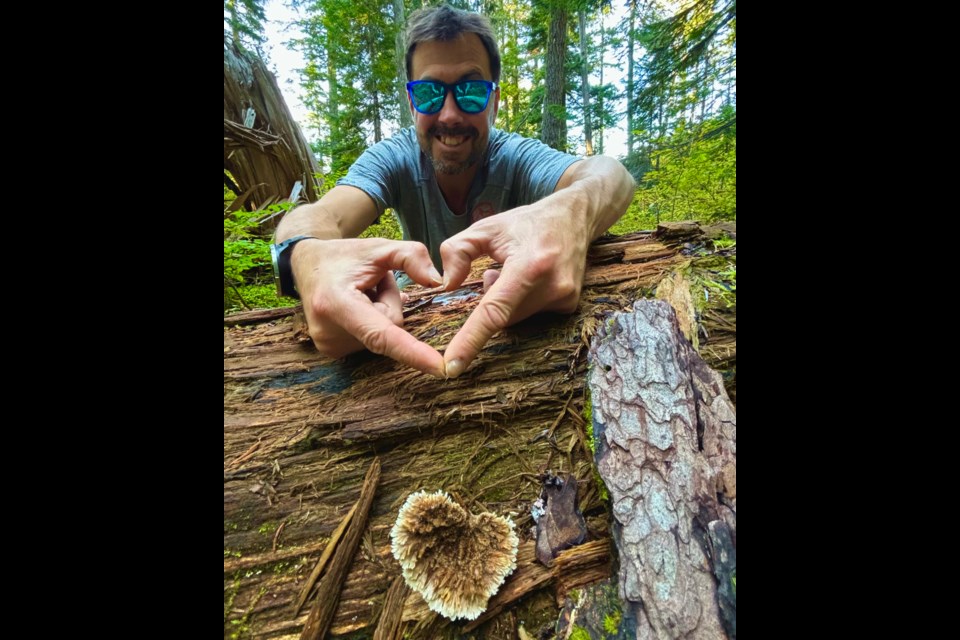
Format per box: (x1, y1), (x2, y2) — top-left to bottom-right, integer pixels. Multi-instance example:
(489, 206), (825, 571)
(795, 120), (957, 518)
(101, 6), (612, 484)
(461, 539), (612, 633)
(292, 500), (358, 617)
(588, 300), (736, 639)
(535, 474), (587, 566)
(300, 459), (381, 640)
(373, 575), (410, 640)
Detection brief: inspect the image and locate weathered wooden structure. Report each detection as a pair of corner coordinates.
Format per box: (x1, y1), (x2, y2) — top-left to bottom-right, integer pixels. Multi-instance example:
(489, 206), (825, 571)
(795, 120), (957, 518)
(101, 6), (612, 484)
(224, 223), (736, 639)
(224, 35), (320, 211)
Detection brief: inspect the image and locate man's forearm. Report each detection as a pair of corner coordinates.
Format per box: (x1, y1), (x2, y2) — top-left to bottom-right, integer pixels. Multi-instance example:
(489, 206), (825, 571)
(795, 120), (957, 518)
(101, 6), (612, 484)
(550, 155), (636, 241)
(275, 201), (343, 243)
(275, 185), (380, 243)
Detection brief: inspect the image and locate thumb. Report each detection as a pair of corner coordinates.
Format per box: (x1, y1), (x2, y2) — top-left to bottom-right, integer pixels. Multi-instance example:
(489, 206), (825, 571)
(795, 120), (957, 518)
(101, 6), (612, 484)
(439, 229), (489, 290)
(482, 269), (500, 292)
(384, 241), (443, 288)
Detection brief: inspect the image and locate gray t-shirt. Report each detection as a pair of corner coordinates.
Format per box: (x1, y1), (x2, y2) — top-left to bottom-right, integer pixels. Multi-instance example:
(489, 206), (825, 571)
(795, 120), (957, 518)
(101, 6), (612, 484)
(337, 127), (580, 271)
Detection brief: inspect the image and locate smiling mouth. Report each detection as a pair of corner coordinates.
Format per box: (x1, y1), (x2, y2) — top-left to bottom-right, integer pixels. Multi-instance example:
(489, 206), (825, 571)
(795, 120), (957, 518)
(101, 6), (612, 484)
(437, 135), (469, 147)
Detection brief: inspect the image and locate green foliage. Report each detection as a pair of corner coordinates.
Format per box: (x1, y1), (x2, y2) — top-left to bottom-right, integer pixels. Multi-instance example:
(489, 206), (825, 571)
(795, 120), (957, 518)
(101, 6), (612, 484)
(642, 109), (736, 223)
(224, 0), (266, 49)
(359, 211), (403, 241)
(224, 198), (298, 313)
(223, 209), (271, 285)
(237, 284), (299, 309)
(609, 189), (658, 234)
(612, 108), (736, 234)
(294, 0), (402, 171)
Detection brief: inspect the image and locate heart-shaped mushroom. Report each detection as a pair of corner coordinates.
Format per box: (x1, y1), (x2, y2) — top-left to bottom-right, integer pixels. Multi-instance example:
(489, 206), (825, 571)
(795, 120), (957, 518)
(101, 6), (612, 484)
(390, 490), (519, 621)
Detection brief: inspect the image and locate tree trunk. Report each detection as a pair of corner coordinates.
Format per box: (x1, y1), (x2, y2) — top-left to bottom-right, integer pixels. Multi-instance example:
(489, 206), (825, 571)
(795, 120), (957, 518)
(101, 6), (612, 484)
(589, 299), (736, 638)
(393, 0), (413, 129)
(542, 2), (568, 151)
(626, 0), (636, 157)
(372, 90), (382, 144)
(579, 9), (593, 156)
(326, 44), (343, 172)
(597, 11), (605, 155)
(223, 35), (320, 211)
(224, 223), (736, 638)
(510, 12), (520, 129)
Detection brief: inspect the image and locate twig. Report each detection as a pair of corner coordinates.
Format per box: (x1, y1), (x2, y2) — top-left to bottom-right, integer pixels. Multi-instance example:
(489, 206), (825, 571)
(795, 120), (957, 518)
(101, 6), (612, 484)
(271, 521), (287, 553)
(290, 501), (358, 617)
(300, 458), (381, 640)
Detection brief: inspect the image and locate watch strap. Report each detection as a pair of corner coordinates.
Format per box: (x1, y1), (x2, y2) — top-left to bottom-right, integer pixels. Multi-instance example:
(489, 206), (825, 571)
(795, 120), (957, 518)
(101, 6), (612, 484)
(271, 235), (319, 299)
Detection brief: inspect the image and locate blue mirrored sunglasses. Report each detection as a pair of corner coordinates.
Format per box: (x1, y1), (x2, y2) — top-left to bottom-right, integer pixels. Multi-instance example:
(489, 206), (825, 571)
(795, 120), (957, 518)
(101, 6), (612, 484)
(406, 80), (497, 115)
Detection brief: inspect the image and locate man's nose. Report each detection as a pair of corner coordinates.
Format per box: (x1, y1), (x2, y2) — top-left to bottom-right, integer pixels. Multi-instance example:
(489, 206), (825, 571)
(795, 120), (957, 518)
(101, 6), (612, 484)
(436, 89), (464, 125)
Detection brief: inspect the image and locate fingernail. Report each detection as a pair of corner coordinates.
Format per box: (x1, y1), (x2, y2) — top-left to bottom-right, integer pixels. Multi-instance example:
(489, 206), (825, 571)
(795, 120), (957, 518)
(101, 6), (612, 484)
(445, 359), (464, 379)
(429, 266), (443, 285)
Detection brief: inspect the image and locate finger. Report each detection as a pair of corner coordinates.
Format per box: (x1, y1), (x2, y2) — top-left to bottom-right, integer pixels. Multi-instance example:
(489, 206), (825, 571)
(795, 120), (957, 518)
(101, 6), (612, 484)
(311, 331), (364, 359)
(381, 241), (443, 289)
(443, 264), (532, 378)
(439, 229), (490, 291)
(482, 268), (500, 292)
(338, 292), (445, 377)
(373, 272), (404, 325)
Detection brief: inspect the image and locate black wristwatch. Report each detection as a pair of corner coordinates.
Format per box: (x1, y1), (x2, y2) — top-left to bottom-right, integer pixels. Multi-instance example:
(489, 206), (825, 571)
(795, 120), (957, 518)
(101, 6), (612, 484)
(270, 235), (319, 299)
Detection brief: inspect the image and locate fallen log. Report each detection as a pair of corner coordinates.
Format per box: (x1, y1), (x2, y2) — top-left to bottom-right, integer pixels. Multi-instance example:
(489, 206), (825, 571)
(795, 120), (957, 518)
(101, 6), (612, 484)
(224, 224), (736, 639)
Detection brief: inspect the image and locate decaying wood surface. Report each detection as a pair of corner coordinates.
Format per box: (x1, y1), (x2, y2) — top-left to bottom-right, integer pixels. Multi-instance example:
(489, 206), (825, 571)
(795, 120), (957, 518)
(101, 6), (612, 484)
(588, 300), (736, 639)
(224, 224), (736, 639)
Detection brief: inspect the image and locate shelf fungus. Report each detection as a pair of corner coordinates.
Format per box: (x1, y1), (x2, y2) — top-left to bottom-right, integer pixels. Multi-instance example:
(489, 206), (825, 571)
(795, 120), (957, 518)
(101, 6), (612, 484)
(390, 490), (519, 621)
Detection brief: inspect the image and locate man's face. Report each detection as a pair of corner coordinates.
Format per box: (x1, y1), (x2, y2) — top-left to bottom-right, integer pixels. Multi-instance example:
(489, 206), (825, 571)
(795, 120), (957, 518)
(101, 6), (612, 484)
(409, 33), (499, 176)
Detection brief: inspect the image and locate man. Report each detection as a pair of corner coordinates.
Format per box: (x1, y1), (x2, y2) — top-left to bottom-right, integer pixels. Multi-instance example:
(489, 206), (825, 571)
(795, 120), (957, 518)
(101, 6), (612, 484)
(274, 4), (634, 379)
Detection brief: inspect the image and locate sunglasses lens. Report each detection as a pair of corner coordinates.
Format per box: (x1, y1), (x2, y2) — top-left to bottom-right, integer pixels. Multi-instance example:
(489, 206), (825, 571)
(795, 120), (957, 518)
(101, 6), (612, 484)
(455, 81), (491, 113)
(411, 83), (446, 114)
(408, 81), (494, 114)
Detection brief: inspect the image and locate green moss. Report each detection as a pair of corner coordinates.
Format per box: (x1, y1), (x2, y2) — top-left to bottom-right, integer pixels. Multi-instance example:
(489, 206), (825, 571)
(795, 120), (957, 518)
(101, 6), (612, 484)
(604, 609), (622, 634)
(731, 570), (736, 596)
(257, 521), (278, 536)
(569, 626), (592, 640)
(224, 575), (242, 624)
(583, 390), (593, 449)
(583, 387), (610, 502)
(227, 585), (267, 639)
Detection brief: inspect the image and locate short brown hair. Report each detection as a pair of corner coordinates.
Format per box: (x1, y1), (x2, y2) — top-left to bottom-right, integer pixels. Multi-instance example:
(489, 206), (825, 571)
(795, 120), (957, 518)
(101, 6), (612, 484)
(405, 5), (501, 83)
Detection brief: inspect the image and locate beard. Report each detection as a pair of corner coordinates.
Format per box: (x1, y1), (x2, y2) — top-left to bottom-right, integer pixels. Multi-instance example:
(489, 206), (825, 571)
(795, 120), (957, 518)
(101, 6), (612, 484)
(417, 124), (488, 175)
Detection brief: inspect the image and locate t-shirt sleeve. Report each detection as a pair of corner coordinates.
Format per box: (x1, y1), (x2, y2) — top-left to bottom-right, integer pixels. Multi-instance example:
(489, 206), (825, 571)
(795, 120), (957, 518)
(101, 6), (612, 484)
(507, 136), (580, 206)
(335, 136), (408, 216)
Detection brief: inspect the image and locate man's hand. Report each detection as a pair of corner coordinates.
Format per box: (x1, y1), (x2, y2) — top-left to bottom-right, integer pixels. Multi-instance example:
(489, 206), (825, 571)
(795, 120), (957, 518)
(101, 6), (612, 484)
(439, 205), (587, 378)
(291, 237), (446, 377)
